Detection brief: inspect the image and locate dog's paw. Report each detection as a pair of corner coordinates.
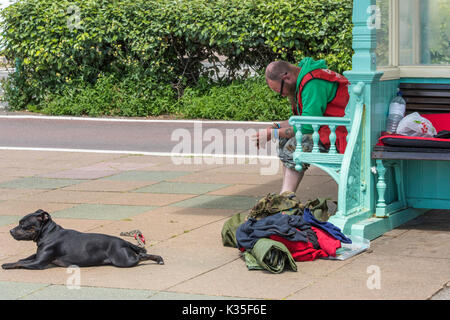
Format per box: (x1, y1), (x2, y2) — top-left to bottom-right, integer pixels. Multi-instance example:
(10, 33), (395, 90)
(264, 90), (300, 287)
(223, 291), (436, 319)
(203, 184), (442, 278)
(2, 263), (16, 270)
(157, 257), (164, 265)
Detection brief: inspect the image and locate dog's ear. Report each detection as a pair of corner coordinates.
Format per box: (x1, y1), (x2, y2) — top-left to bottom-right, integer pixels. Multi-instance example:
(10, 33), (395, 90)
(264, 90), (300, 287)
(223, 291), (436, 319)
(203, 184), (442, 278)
(35, 209), (50, 223)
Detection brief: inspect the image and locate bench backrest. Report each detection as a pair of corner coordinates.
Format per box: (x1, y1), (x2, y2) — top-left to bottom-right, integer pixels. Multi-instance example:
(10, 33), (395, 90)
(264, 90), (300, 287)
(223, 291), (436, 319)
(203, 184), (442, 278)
(399, 83), (450, 114)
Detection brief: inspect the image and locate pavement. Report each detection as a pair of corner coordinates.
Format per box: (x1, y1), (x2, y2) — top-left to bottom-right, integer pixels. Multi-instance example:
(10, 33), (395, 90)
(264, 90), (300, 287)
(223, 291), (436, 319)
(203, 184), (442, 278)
(0, 149), (449, 300)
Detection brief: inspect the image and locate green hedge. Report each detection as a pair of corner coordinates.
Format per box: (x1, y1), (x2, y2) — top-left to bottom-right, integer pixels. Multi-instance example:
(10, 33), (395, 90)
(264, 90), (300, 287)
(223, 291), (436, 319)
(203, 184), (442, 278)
(0, 0), (353, 119)
(34, 73), (178, 117)
(180, 76), (291, 121)
(34, 75), (291, 121)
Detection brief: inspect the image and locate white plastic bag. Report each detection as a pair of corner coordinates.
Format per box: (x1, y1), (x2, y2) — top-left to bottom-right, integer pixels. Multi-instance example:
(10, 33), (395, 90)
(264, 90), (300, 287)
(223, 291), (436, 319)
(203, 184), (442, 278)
(396, 112), (437, 137)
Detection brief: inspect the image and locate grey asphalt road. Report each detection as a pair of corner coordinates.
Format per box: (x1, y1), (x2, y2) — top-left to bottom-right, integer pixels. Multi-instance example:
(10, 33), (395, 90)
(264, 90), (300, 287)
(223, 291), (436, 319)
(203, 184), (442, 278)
(0, 115), (278, 157)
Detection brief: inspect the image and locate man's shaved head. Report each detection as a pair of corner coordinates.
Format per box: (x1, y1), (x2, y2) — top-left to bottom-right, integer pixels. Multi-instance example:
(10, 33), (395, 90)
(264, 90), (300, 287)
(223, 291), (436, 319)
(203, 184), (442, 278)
(265, 61), (295, 81)
(265, 61), (300, 98)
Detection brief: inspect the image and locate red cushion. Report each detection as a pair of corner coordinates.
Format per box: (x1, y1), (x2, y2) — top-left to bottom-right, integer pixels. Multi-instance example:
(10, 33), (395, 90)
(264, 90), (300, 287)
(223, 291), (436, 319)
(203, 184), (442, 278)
(378, 134), (450, 148)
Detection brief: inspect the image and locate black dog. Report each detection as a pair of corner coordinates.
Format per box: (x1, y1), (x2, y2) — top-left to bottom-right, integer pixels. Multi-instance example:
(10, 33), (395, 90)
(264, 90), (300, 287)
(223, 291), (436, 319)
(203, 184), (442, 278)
(2, 209), (164, 270)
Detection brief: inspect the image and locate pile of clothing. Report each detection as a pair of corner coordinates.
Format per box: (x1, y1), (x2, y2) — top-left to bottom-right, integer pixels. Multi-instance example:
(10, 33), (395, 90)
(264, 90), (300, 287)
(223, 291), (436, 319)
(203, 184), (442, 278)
(221, 192), (351, 274)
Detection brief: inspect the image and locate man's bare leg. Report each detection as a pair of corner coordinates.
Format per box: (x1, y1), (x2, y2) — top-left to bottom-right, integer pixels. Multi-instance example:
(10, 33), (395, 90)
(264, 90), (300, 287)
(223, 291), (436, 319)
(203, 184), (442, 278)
(280, 166), (305, 194)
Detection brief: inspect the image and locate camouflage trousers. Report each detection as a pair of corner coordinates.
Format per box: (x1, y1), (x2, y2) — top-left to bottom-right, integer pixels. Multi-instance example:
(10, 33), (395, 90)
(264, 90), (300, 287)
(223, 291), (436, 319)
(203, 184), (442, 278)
(277, 134), (327, 171)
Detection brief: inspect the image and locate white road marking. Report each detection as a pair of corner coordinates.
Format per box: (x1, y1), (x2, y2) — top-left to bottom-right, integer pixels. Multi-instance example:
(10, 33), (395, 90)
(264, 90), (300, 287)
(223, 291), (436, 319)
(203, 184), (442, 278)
(0, 146), (279, 159)
(0, 115), (273, 125)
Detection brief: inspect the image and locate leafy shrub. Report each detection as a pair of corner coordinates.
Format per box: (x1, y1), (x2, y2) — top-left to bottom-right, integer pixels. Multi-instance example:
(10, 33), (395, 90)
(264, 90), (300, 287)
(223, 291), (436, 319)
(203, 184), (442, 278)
(179, 76), (291, 121)
(36, 72), (178, 117)
(0, 0), (353, 118)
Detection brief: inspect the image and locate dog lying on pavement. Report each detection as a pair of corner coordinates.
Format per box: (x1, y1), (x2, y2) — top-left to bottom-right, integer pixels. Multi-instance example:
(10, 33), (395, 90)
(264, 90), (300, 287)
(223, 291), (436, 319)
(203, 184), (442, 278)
(2, 209), (164, 270)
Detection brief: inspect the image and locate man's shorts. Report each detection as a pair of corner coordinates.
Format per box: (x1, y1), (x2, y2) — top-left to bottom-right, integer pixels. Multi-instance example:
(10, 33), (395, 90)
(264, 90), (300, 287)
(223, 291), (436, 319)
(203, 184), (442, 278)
(278, 134), (326, 171)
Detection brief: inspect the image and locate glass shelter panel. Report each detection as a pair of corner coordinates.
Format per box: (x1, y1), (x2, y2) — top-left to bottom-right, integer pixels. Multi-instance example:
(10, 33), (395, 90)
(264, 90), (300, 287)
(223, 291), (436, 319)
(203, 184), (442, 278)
(399, 0), (450, 65)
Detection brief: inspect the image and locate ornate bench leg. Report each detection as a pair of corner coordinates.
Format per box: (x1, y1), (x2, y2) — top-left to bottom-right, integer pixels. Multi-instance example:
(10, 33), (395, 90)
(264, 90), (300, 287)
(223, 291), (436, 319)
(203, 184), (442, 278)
(375, 159), (387, 217)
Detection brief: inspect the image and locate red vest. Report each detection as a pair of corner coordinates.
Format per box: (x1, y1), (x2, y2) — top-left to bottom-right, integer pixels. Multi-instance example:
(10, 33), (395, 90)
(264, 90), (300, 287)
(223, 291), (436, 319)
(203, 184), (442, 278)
(293, 69), (350, 154)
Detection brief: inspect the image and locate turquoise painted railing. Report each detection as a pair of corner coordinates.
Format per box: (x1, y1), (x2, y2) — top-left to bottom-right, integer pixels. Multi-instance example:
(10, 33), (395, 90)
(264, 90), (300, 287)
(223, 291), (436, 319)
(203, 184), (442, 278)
(289, 82), (365, 218)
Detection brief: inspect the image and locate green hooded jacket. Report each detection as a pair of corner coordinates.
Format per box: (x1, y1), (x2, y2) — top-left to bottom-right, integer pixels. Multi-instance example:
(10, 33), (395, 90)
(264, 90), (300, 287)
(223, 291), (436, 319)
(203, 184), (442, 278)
(295, 58), (339, 134)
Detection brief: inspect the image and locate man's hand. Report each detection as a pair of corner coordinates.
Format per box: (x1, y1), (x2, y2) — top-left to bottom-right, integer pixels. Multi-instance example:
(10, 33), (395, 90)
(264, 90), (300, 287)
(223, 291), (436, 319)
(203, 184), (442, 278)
(252, 127), (272, 149)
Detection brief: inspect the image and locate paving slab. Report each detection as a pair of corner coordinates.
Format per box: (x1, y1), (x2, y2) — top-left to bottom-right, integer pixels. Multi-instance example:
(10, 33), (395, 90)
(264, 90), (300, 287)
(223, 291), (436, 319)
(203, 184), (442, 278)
(61, 180), (157, 192)
(0, 150), (64, 160)
(206, 162), (283, 175)
(0, 200), (75, 216)
(17, 190), (119, 204)
(168, 258), (319, 300)
(0, 167), (56, 177)
(370, 229), (450, 259)
(0, 281), (50, 300)
(99, 192), (197, 206)
(21, 284), (155, 300)
(41, 152), (123, 163)
(0, 176), (18, 184)
(285, 253), (450, 300)
(207, 176), (338, 202)
(51, 204), (156, 220)
(148, 291), (245, 300)
(39, 169), (120, 180)
(134, 182), (229, 195)
(99, 155), (164, 165)
(39, 161), (158, 180)
(102, 170), (192, 182)
(397, 209), (450, 232)
(95, 161), (159, 171)
(0, 188), (48, 201)
(207, 183), (283, 197)
(169, 171), (283, 185)
(169, 195), (259, 211)
(143, 160), (224, 172)
(0, 177), (87, 190)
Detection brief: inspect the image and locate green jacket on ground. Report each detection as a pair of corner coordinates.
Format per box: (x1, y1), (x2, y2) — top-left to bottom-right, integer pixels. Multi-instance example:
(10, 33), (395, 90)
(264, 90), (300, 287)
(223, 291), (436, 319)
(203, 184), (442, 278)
(244, 238), (297, 274)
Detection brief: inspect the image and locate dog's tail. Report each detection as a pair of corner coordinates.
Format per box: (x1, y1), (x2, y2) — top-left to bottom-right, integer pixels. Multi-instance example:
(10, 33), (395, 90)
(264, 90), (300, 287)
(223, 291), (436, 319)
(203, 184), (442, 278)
(128, 243), (147, 254)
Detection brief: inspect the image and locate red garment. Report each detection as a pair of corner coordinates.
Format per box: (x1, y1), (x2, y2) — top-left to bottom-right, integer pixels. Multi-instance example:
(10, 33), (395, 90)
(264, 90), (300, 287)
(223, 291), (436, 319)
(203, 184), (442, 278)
(269, 227), (341, 261)
(311, 226), (341, 257)
(269, 235), (327, 261)
(293, 68), (350, 154)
